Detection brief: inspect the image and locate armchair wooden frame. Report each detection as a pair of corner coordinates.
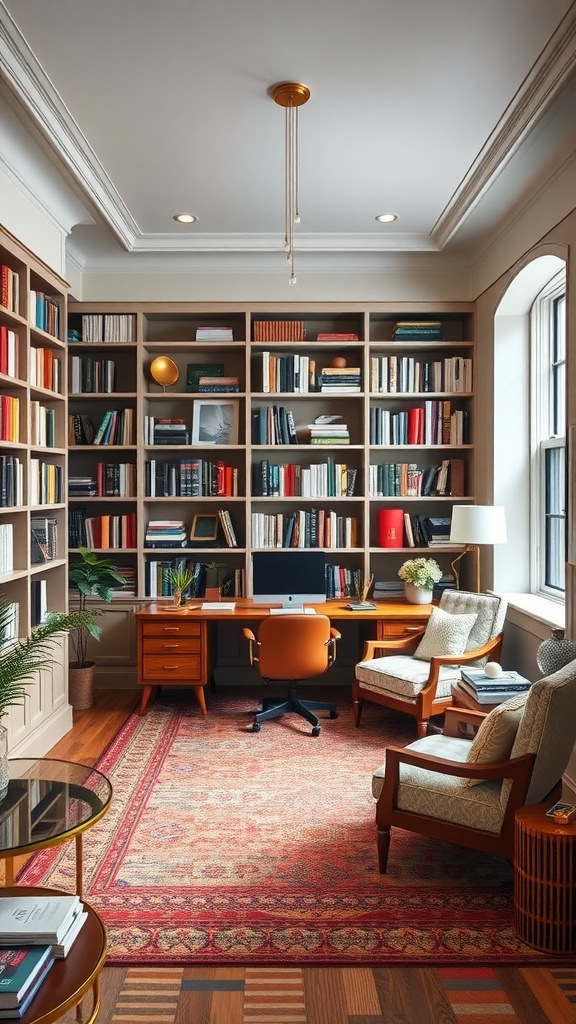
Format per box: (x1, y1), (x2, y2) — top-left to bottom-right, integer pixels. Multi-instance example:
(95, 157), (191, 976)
(353, 631), (504, 738)
(376, 707), (537, 872)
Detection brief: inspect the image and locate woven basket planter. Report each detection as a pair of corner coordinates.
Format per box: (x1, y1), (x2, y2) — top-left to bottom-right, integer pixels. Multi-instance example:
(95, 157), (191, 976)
(68, 662), (96, 710)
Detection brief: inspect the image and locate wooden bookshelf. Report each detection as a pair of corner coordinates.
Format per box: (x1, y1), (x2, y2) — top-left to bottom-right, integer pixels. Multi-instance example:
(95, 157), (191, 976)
(67, 302), (475, 611)
(0, 227), (68, 752)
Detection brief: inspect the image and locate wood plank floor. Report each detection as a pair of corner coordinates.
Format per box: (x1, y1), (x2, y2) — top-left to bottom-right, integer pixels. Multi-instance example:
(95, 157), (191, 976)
(35, 691), (576, 1023)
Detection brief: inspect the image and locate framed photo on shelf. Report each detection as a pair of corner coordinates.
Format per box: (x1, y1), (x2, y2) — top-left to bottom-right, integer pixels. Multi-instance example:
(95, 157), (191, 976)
(192, 399), (239, 445)
(190, 514), (219, 545)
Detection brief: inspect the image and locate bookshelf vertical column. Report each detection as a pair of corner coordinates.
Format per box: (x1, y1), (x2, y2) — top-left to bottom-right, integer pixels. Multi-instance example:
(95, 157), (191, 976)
(0, 227), (69, 753)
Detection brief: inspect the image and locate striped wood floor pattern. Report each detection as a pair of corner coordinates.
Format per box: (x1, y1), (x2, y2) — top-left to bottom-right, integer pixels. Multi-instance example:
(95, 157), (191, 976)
(52, 964), (576, 1024)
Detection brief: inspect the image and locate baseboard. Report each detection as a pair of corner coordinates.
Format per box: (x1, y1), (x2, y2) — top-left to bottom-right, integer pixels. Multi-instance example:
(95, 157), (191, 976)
(9, 704), (74, 757)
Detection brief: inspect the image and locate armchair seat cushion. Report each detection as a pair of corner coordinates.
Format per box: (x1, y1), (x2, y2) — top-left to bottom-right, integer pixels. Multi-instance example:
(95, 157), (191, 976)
(373, 735), (505, 833)
(356, 656), (462, 700)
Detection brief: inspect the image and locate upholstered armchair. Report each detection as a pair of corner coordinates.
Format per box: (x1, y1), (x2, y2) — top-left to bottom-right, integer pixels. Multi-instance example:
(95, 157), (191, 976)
(353, 591), (507, 738)
(371, 658), (576, 872)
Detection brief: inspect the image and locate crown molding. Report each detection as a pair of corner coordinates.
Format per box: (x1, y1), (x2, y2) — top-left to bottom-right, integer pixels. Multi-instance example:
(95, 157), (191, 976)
(128, 231), (439, 254)
(432, 2), (576, 248)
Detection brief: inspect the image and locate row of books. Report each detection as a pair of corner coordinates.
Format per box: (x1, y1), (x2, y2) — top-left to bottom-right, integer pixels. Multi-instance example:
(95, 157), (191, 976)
(251, 510), (358, 549)
(29, 460), (63, 506)
(368, 459), (465, 498)
(459, 667), (532, 704)
(369, 402), (470, 446)
(195, 326), (234, 341)
(0, 265), (19, 314)
(142, 417), (188, 446)
(404, 514), (454, 548)
(29, 347), (62, 394)
(253, 320), (305, 342)
(70, 356), (116, 394)
(145, 458), (238, 498)
(372, 574), (455, 600)
(252, 459), (357, 498)
(68, 508), (136, 549)
(306, 417), (350, 445)
(0, 457), (23, 509)
(30, 403), (56, 449)
(31, 579), (47, 625)
(68, 409), (134, 446)
(0, 396), (19, 444)
(251, 405), (297, 445)
(0, 524), (13, 575)
(146, 559), (245, 598)
(369, 354), (472, 394)
(256, 351), (318, 393)
(29, 291), (61, 338)
(69, 462), (137, 498)
(71, 313), (136, 342)
(0, 326), (18, 378)
(319, 367), (362, 393)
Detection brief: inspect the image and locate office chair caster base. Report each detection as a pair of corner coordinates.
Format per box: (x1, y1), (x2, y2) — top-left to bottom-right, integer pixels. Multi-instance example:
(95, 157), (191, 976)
(311, 725), (321, 737)
(329, 710), (338, 719)
(251, 721), (261, 732)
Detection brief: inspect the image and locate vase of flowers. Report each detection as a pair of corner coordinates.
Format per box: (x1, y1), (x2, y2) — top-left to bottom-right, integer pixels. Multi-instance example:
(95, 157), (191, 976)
(398, 557), (442, 604)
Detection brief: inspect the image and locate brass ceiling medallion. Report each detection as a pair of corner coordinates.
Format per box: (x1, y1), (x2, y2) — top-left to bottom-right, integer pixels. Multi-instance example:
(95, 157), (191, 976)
(272, 81), (311, 286)
(149, 356), (179, 389)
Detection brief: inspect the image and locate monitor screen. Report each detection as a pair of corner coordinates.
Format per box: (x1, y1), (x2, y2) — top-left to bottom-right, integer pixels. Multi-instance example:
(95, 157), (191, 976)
(252, 550), (326, 608)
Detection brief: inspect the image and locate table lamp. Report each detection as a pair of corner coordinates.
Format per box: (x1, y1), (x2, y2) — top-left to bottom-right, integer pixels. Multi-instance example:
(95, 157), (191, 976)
(449, 505), (507, 592)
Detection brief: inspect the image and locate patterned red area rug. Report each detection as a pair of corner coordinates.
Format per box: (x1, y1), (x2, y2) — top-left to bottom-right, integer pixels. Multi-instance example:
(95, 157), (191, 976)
(17, 693), (554, 965)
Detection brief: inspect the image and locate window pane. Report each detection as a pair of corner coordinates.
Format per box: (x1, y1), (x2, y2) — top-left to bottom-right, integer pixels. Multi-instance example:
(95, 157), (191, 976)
(545, 444), (565, 590)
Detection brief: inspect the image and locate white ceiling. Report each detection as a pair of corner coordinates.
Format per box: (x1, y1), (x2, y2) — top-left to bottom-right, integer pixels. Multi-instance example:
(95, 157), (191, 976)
(1, 0), (576, 273)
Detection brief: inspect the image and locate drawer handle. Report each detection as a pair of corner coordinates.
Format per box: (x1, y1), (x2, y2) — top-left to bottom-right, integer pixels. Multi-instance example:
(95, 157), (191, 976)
(162, 627), (180, 633)
(162, 665), (180, 670)
(163, 643), (180, 649)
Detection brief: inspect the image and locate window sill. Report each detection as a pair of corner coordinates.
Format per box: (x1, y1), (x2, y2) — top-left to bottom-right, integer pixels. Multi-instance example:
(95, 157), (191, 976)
(494, 591), (565, 639)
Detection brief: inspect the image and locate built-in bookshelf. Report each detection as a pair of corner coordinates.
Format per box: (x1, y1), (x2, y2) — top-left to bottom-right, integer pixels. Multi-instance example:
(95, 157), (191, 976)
(67, 303), (476, 600)
(0, 227), (68, 751)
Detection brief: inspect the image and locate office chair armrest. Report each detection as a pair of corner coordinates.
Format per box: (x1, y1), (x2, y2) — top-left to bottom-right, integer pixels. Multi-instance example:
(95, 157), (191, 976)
(326, 627), (340, 667)
(242, 627), (260, 665)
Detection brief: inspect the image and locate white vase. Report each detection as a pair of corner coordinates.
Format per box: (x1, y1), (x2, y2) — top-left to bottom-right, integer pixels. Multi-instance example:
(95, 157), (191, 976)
(404, 583), (433, 604)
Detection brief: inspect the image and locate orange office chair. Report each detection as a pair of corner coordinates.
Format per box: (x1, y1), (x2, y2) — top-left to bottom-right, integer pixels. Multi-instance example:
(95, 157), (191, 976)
(243, 614), (341, 736)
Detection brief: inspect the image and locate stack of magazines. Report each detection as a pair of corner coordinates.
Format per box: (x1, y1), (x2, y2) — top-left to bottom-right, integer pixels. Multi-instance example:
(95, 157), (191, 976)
(459, 667), (532, 704)
(0, 894), (87, 960)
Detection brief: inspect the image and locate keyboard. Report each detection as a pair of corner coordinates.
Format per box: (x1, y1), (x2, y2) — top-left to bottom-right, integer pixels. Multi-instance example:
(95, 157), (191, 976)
(269, 607), (316, 615)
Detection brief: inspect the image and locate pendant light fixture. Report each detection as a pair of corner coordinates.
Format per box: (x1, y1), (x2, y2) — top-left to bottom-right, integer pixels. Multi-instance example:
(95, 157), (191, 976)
(272, 82), (310, 285)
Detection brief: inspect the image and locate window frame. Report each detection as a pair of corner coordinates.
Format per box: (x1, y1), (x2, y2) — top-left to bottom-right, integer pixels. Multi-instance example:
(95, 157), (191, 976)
(530, 270), (566, 599)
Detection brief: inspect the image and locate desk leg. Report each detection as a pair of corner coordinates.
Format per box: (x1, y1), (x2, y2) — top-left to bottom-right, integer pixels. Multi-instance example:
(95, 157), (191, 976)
(194, 685), (207, 716)
(139, 685), (156, 716)
(75, 833), (83, 897)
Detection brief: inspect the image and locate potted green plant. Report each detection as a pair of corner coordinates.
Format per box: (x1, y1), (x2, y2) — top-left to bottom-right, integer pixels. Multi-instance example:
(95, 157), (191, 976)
(398, 557), (442, 604)
(163, 565), (195, 607)
(68, 547), (125, 709)
(0, 596), (91, 795)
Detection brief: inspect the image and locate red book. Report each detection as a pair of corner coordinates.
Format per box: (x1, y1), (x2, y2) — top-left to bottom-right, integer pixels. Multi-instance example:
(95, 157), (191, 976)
(0, 324), (7, 374)
(377, 508), (404, 547)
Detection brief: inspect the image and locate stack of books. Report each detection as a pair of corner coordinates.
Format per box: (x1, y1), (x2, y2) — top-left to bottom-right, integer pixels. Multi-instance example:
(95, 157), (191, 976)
(0, 945), (54, 1018)
(372, 579), (404, 600)
(459, 667), (532, 704)
(152, 419), (189, 445)
(197, 376), (239, 393)
(319, 367), (362, 393)
(195, 326), (234, 341)
(392, 321), (443, 340)
(0, 893), (88, 961)
(306, 416), (350, 445)
(145, 520), (187, 548)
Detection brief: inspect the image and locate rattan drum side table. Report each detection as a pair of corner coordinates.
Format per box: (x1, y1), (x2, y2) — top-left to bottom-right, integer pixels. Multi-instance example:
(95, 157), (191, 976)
(514, 802), (576, 954)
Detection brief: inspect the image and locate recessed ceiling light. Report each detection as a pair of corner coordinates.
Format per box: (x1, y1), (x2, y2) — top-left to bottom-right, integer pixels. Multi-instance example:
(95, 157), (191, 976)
(173, 213), (197, 224)
(375, 213), (398, 223)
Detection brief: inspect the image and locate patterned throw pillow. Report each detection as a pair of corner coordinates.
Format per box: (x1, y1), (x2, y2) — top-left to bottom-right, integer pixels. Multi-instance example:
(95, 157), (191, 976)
(460, 693), (527, 787)
(413, 607), (478, 662)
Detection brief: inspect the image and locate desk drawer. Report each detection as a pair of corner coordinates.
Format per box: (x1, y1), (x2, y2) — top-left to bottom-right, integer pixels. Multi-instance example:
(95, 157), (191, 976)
(141, 621), (201, 639)
(142, 654), (202, 681)
(143, 637), (201, 655)
(377, 620), (427, 640)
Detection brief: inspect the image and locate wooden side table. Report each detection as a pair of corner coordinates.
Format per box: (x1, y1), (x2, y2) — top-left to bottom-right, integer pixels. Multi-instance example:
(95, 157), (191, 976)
(450, 681), (501, 714)
(514, 802), (576, 954)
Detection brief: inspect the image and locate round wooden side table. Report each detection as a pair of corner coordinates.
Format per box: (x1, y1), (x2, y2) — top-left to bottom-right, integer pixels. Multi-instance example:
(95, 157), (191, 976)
(514, 803), (576, 954)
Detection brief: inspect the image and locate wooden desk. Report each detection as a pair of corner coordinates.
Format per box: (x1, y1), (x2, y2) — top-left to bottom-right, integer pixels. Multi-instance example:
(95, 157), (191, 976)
(135, 600), (432, 716)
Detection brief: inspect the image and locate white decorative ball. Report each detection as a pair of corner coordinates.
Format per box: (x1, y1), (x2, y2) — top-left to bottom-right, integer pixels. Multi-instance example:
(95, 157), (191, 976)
(484, 662), (502, 678)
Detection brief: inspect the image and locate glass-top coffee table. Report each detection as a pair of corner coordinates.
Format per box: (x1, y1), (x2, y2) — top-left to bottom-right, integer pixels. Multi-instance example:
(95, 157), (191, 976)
(0, 759), (112, 895)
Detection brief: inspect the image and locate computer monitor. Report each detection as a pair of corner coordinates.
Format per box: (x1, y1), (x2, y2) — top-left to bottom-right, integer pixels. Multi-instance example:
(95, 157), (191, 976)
(252, 550), (326, 609)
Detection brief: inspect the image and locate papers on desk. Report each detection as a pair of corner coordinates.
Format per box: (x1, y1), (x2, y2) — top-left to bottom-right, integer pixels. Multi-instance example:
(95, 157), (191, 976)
(201, 602), (236, 611)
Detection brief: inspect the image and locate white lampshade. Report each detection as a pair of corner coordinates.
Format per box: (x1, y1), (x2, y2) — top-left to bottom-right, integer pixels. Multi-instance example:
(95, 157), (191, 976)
(450, 505), (507, 545)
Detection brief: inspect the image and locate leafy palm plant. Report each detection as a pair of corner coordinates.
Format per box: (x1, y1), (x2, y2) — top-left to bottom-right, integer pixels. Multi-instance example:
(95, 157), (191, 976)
(0, 597), (90, 719)
(68, 547), (125, 667)
(163, 565), (195, 599)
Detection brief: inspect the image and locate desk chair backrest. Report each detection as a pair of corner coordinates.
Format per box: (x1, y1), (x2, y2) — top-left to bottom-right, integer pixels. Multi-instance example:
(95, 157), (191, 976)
(256, 614), (335, 680)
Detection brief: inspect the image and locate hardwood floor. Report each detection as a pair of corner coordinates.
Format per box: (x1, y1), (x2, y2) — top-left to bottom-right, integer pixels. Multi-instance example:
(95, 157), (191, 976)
(37, 691), (576, 1023)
